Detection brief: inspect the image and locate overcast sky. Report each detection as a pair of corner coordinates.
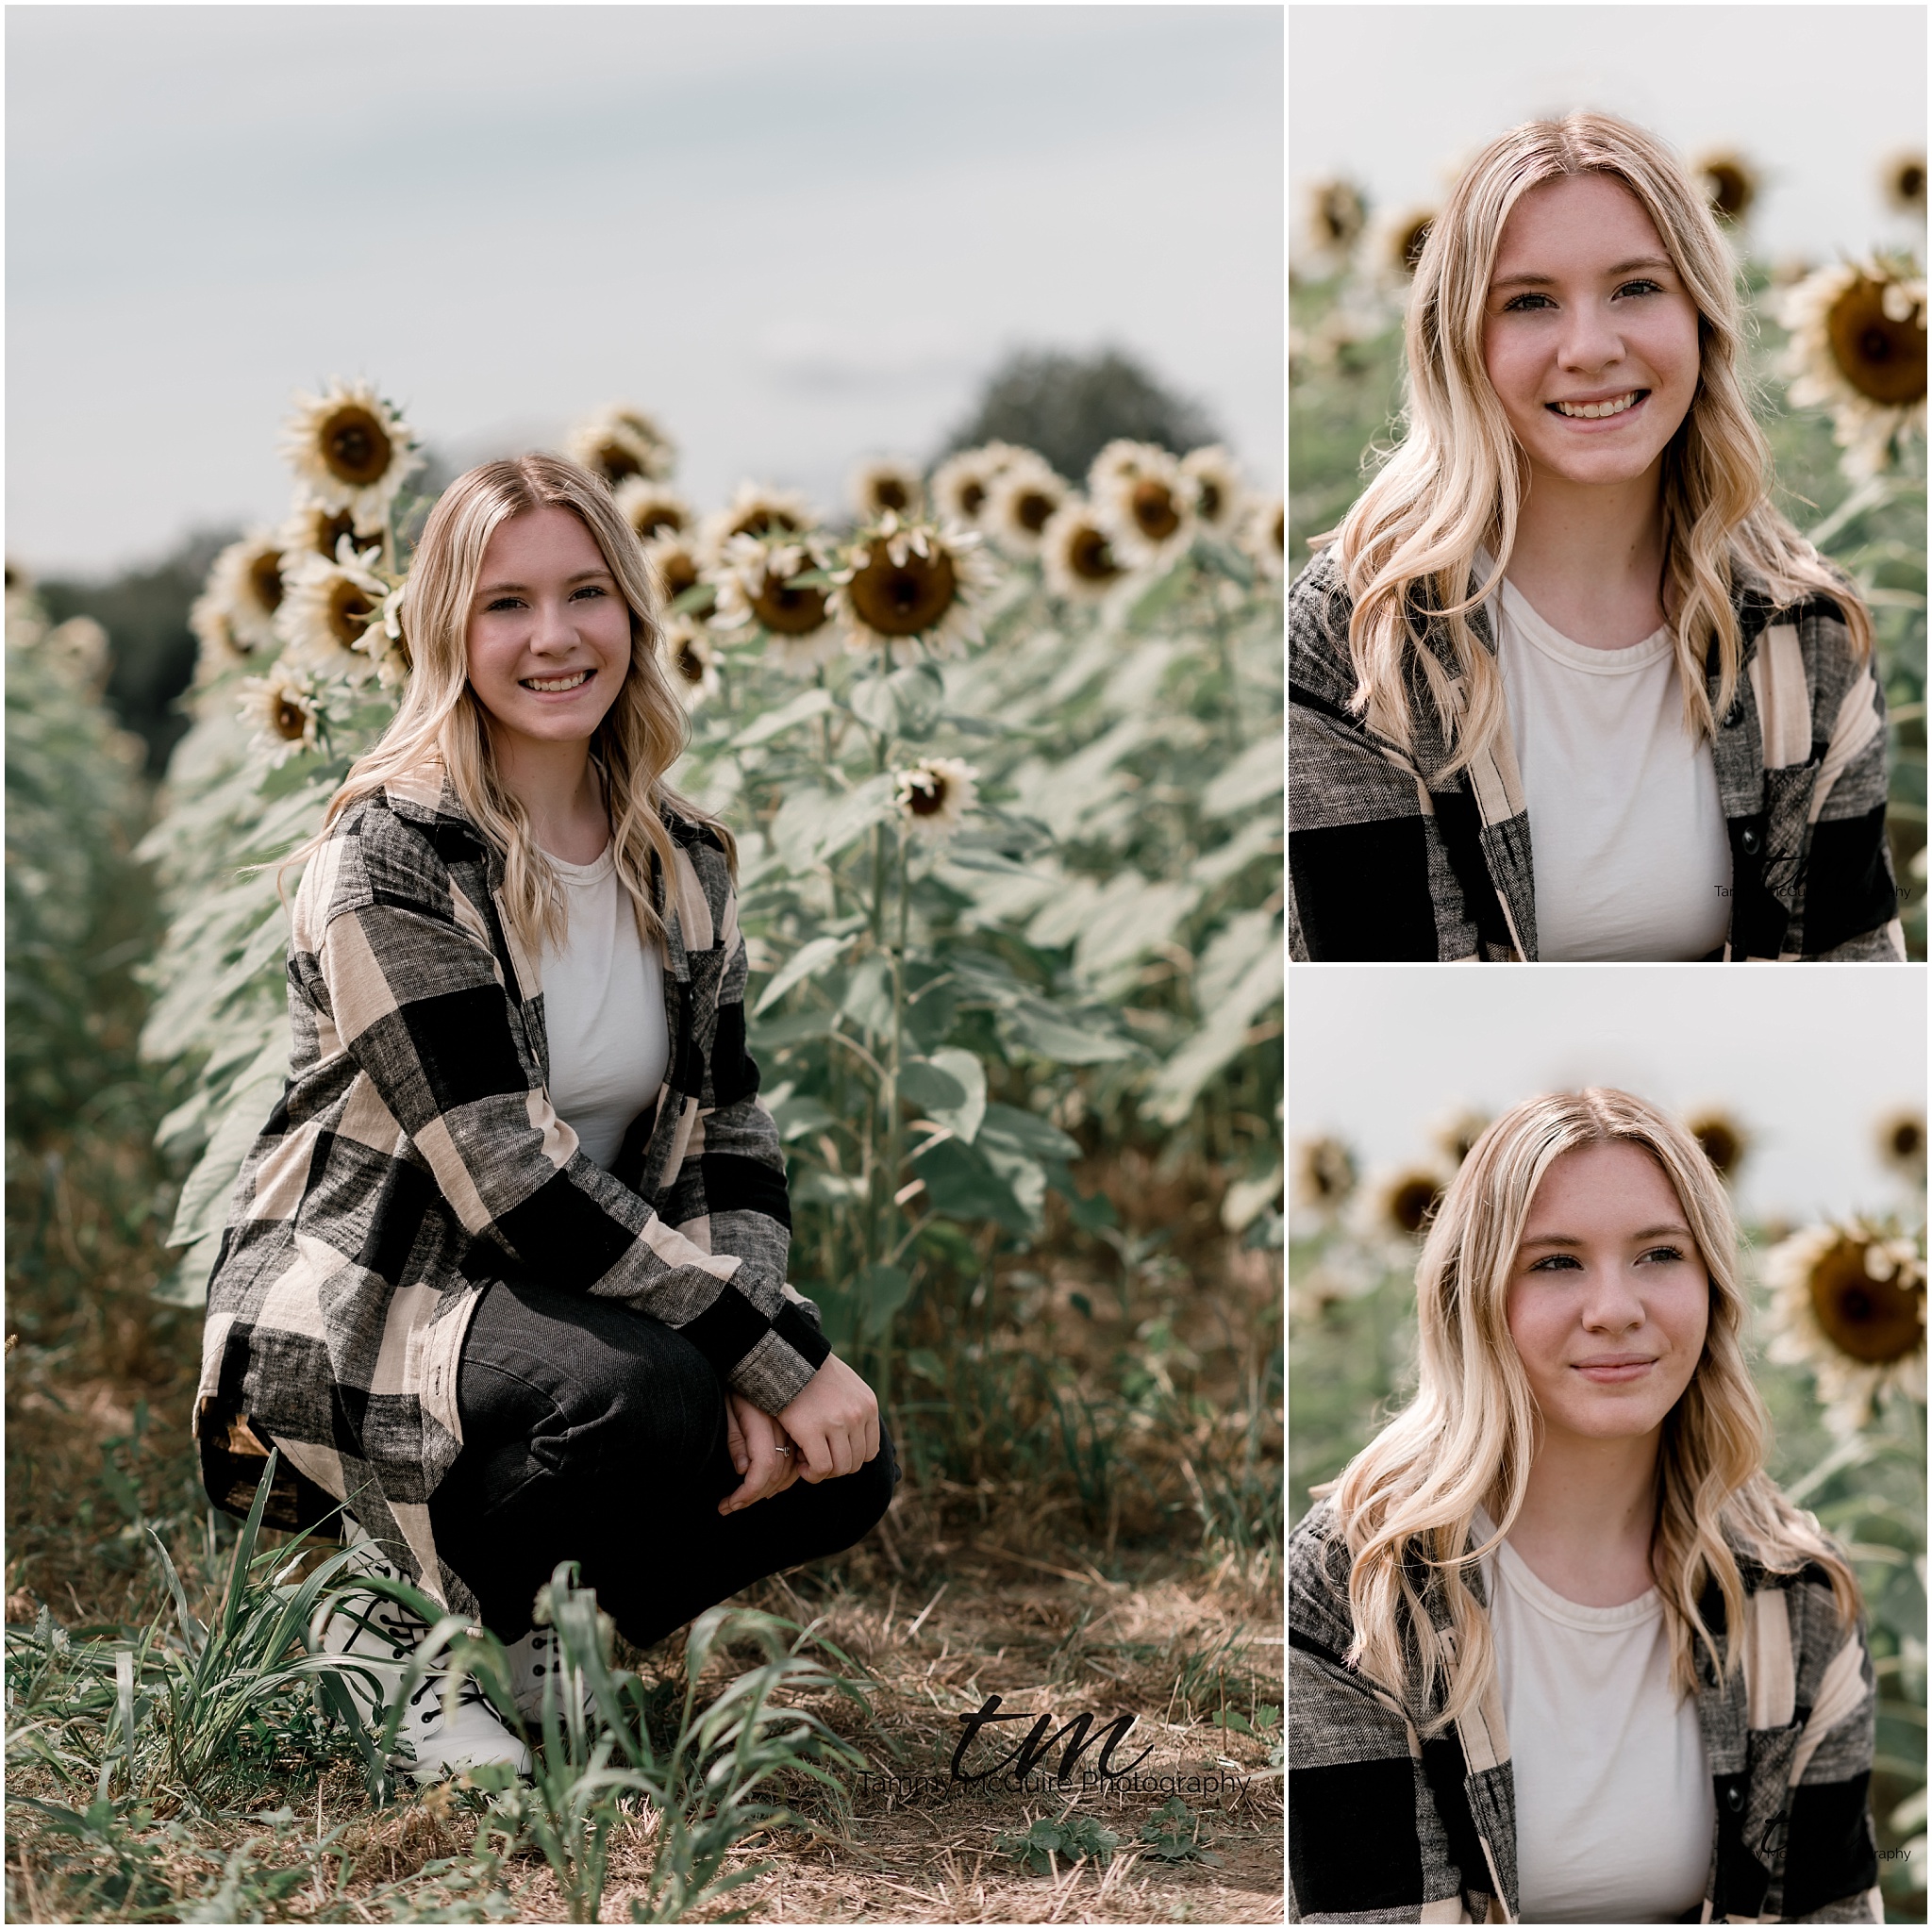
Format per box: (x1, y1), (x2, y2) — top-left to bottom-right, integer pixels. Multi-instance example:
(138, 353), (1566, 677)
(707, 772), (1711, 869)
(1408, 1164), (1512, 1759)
(1290, 968), (1928, 1225)
(1291, 4), (1926, 273)
(8, 5), (1282, 578)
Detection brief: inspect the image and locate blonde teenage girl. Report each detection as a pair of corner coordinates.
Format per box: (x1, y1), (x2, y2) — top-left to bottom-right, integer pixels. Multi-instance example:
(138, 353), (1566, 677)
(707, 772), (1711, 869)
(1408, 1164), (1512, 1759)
(1289, 1089), (1878, 1922)
(1290, 112), (1904, 963)
(196, 455), (895, 1780)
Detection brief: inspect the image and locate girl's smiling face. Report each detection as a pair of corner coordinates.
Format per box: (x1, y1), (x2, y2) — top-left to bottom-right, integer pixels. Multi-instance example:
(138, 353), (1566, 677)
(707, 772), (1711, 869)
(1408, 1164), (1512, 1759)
(1505, 1139), (1711, 1450)
(465, 506), (633, 753)
(1482, 172), (1704, 492)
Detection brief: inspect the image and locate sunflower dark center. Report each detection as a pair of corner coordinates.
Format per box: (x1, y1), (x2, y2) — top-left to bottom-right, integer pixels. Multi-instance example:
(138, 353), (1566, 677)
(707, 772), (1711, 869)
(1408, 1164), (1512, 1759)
(1891, 1122), (1924, 1158)
(327, 581), (375, 646)
(633, 505), (683, 540)
(752, 571), (829, 636)
(1069, 525), (1121, 583)
(732, 508), (801, 541)
(596, 441), (643, 485)
(1694, 1123), (1741, 1174)
(1902, 166), (1924, 200)
(322, 407), (392, 487)
(274, 698), (309, 741)
(249, 551), (285, 613)
(1391, 1178), (1441, 1235)
(1017, 490), (1056, 533)
(1827, 280), (1929, 405)
(1809, 1239), (1924, 1363)
(1402, 220), (1432, 271)
(904, 777), (945, 816)
(848, 548), (958, 637)
(1198, 479), (1223, 521)
(659, 553), (699, 599)
(675, 643), (706, 685)
(960, 480), (987, 516)
(1131, 480), (1182, 540)
(317, 510), (358, 558)
(874, 478), (911, 512)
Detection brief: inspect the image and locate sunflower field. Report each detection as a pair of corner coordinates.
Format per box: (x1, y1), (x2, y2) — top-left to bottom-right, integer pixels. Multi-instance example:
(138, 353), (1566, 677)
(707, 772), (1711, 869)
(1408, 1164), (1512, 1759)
(1289, 1112), (1929, 1922)
(1291, 158), (1928, 957)
(4, 391), (1287, 1921)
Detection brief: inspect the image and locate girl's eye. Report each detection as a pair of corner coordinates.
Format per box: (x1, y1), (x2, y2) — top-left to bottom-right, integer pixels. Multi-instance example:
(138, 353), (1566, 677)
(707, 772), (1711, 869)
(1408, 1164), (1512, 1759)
(571, 584), (608, 600)
(1528, 1253), (1583, 1272)
(1500, 279), (1663, 313)
(484, 596), (524, 612)
(1639, 1245), (1686, 1265)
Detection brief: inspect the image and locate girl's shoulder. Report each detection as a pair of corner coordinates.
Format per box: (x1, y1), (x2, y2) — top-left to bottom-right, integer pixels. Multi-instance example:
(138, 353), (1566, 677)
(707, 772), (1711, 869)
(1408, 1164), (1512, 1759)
(293, 769), (490, 940)
(1289, 1499), (1357, 1656)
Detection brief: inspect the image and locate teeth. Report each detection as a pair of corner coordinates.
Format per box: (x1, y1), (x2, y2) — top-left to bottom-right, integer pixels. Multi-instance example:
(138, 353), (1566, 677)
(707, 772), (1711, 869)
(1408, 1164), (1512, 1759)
(523, 671), (590, 691)
(1554, 392), (1640, 419)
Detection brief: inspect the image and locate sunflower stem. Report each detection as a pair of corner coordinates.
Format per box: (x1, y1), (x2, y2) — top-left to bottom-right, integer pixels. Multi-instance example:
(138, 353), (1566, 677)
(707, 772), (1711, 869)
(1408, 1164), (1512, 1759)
(1208, 565), (1242, 754)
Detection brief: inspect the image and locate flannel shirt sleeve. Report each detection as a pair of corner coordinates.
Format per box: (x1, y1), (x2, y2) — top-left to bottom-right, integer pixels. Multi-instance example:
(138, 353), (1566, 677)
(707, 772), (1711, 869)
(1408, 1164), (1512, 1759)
(1797, 605), (1904, 961)
(1291, 1512), (1480, 1922)
(652, 902), (831, 1402)
(1778, 1607), (1882, 1923)
(304, 835), (827, 1410)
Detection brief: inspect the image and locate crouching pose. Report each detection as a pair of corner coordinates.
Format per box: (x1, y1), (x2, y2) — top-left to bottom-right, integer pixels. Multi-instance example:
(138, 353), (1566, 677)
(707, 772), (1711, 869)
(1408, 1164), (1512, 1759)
(1290, 1089), (1880, 1923)
(195, 454), (896, 1781)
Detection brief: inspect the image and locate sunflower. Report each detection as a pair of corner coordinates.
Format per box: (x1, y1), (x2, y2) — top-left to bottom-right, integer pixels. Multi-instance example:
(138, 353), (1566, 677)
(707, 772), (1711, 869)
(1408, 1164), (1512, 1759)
(1041, 497), (1127, 604)
(281, 379), (421, 534)
(280, 501), (366, 567)
(1292, 1136), (1357, 1217)
(893, 757), (979, 837)
(1693, 150), (1758, 225)
(660, 618), (720, 709)
(1179, 445), (1244, 537)
(567, 406), (676, 488)
(189, 588), (249, 678)
(1368, 1166), (1447, 1240)
(1881, 151), (1927, 218)
(697, 483), (818, 571)
(276, 551), (388, 679)
(1764, 1220), (1926, 1435)
(852, 457), (925, 523)
(201, 529), (289, 654)
(640, 530), (708, 615)
(241, 667), (323, 764)
(828, 512), (995, 665)
(1239, 496), (1286, 582)
(1686, 1107), (1750, 1180)
(1778, 255), (1928, 478)
(1876, 1108), (1928, 1182)
(1306, 178), (1368, 265)
(709, 532), (839, 670)
(613, 479), (692, 546)
(1430, 1109), (1490, 1171)
(984, 455), (1070, 560)
(929, 442), (1023, 526)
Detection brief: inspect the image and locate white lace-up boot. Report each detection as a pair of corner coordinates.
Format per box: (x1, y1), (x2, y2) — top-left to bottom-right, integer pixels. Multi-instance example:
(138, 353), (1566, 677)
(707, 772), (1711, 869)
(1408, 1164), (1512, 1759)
(320, 1519), (531, 1785)
(504, 1622), (599, 1727)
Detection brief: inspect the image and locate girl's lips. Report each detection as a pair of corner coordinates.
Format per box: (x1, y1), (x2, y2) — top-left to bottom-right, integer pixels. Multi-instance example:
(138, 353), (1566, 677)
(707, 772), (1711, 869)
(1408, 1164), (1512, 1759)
(1573, 1357), (1657, 1384)
(1545, 390), (1649, 431)
(520, 669), (595, 694)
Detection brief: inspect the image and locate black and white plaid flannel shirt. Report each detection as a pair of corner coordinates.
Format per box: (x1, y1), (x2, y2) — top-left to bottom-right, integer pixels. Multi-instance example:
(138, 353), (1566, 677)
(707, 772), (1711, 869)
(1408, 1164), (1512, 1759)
(1290, 1499), (1883, 1923)
(195, 762), (828, 1615)
(1289, 546), (1905, 961)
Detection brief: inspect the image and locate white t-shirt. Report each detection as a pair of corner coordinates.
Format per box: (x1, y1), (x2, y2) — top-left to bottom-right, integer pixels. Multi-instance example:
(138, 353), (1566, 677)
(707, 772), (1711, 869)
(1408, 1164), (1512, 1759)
(1474, 1509), (1715, 1924)
(1479, 554), (1732, 962)
(539, 843), (669, 1172)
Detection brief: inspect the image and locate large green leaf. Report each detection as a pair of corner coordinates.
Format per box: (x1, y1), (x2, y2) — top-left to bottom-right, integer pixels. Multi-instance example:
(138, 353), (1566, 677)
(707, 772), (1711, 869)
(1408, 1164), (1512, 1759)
(751, 933), (856, 1018)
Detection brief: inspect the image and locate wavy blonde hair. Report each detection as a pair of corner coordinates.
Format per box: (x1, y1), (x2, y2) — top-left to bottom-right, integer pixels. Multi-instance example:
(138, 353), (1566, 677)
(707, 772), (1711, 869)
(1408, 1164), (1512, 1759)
(1324, 1087), (1858, 1737)
(1326, 110), (1873, 778)
(294, 453), (731, 959)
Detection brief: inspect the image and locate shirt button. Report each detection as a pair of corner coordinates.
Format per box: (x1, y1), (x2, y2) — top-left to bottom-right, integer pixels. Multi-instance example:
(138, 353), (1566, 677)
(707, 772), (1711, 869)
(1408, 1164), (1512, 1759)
(1726, 1786), (1745, 1812)
(1740, 829), (1761, 855)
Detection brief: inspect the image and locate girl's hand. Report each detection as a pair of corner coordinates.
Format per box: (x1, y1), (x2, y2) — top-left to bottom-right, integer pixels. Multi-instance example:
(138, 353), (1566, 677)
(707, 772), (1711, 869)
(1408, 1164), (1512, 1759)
(720, 1392), (804, 1514)
(775, 1354), (880, 1482)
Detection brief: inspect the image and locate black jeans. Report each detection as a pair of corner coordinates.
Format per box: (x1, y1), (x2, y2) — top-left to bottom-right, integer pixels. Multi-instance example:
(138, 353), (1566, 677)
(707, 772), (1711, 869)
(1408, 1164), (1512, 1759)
(427, 1279), (898, 1647)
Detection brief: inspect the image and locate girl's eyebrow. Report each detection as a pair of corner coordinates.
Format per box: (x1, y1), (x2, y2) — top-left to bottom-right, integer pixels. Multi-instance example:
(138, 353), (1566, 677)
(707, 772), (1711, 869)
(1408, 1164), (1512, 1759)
(1521, 1222), (1693, 1249)
(1491, 254), (1674, 291)
(476, 568), (611, 594)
